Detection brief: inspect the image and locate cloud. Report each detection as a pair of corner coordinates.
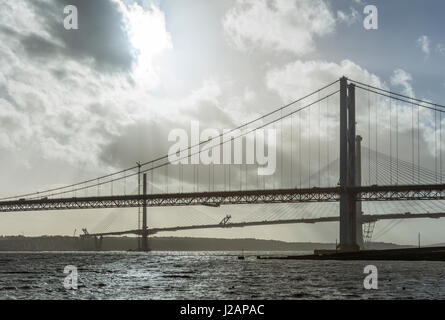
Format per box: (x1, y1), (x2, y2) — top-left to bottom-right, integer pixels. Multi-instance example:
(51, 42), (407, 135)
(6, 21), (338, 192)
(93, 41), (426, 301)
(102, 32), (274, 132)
(390, 69), (414, 97)
(31, 0), (136, 72)
(0, 0), (175, 172)
(337, 7), (360, 26)
(21, 33), (61, 58)
(99, 119), (174, 168)
(17, 0), (172, 74)
(436, 43), (445, 55)
(417, 35), (430, 57)
(98, 79), (236, 169)
(265, 59), (381, 102)
(264, 59), (383, 171)
(264, 59), (443, 176)
(222, 0), (336, 55)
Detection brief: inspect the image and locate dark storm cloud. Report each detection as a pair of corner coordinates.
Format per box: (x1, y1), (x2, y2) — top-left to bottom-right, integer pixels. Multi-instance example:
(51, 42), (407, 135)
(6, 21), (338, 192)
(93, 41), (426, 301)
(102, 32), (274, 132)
(266, 0), (278, 12)
(0, 25), (19, 37)
(188, 100), (235, 129)
(0, 112), (21, 132)
(98, 116), (266, 187)
(0, 25), (61, 60)
(99, 119), (177, 168)
(0, 84), (17, 108)
(50, 68), (68, 80)
(22, 33), (60, 57)
(98, 101), (237, 170)
(29, 0), (135, 72)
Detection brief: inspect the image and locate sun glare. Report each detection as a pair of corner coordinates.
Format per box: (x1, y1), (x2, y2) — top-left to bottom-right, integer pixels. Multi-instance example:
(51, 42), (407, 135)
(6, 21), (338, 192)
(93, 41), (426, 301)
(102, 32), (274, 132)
(126, 4), (172, 66)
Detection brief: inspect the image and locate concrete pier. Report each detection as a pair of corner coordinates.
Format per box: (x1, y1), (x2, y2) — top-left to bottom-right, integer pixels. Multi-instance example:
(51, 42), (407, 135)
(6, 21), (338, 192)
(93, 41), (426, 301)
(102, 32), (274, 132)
(257, 246), (445, 261)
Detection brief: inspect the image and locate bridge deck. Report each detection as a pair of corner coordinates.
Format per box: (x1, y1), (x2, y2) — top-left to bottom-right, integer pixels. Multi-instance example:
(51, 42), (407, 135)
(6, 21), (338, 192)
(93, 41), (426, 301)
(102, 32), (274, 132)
(81, 212), (445, 238)
(1, 185), (444, 213)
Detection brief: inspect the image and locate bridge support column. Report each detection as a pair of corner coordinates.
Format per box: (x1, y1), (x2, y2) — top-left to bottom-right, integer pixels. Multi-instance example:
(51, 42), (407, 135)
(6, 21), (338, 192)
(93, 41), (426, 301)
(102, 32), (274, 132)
(355, 135), (364, 248)
(137, 162), (141, 251)
(94, 236), (103, 251)
(141, 173), (149, 251)
(338, 77), (360, 252)
(339, 77), (349, 250)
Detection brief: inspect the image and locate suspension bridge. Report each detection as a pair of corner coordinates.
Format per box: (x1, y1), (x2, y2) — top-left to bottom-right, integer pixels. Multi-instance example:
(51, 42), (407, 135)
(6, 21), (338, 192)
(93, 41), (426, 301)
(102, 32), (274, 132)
(1, 77), (445, 251)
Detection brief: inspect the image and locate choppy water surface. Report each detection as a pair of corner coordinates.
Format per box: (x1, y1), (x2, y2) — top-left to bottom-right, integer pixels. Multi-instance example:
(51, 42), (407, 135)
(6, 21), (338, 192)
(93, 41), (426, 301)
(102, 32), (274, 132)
(1, 251), (445, 299)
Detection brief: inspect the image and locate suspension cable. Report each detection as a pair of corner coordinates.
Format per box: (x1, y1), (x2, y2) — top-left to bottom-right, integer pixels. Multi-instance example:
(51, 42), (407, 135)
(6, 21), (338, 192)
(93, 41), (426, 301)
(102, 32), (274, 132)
(1, 80), (340, 201)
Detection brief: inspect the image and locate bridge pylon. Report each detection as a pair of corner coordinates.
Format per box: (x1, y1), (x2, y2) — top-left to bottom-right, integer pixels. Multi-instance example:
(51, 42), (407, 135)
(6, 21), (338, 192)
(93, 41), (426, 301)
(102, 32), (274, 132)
(141, 173), (149, 251)
(94, 235), (103, 251)
(355, 135), (364, 249)
(137, 161), (142, 251)
(338, 77), (360, 252)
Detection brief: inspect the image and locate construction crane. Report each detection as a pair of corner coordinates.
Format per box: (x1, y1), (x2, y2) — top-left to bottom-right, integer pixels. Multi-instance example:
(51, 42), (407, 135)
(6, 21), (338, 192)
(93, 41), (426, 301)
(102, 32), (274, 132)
(219, 215), (231, 226)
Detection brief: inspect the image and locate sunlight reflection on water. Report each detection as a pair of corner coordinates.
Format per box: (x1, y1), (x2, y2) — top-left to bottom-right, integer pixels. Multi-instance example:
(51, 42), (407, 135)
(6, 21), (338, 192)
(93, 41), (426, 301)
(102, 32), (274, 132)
(0, 251), (444, 299)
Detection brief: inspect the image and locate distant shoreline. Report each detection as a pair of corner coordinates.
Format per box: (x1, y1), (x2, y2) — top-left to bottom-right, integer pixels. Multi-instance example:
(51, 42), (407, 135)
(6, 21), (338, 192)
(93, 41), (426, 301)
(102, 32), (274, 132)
(0, 235), (411, 252)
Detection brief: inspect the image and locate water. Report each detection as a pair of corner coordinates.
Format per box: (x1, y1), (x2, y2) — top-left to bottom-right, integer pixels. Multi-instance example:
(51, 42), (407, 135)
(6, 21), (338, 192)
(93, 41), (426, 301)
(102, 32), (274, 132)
(1, 251), (445, 300)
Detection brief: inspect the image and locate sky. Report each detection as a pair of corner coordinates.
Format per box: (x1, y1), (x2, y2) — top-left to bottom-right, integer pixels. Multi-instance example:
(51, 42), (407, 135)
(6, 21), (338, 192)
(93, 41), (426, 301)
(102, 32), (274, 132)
(1, 0), (445, 245)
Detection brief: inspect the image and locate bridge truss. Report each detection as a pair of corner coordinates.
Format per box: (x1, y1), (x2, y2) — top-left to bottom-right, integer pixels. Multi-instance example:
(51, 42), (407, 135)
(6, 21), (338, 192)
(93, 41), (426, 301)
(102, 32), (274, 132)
(0, 184), (444, 213)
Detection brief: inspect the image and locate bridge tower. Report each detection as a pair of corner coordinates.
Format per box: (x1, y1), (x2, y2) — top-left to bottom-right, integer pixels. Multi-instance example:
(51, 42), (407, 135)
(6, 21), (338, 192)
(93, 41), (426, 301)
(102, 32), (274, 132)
(355, 135), (364, 248)
(338, 77), (360, 252)
(141, 173), (149, 251)
(137, 162), (142, 251)
(94, 235), (103, 251)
